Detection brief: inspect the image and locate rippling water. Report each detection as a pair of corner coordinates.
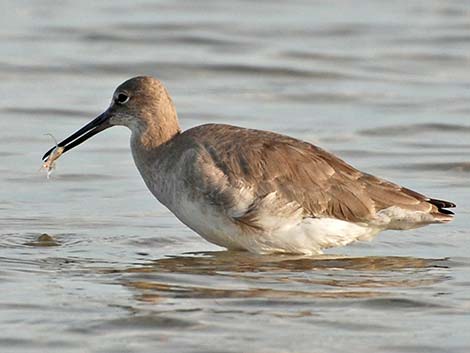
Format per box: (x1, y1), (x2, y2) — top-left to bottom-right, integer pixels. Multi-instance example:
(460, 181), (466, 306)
(1, 1), (470, 352)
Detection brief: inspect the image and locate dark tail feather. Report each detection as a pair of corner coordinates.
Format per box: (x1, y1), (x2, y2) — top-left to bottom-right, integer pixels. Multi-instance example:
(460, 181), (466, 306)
(428, 198), (456, 215)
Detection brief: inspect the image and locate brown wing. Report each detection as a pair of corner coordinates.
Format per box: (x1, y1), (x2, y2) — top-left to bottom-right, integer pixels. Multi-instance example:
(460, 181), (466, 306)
(185, 124), (454, 226)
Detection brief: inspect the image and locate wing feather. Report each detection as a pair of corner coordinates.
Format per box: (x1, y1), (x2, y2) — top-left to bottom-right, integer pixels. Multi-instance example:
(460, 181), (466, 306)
(183, 124), (454, 228)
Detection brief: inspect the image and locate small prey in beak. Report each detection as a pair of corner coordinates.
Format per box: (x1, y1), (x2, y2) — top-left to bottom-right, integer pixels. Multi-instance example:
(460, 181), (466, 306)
(40, 134), (64, 179)
(41, 111), (111, 173)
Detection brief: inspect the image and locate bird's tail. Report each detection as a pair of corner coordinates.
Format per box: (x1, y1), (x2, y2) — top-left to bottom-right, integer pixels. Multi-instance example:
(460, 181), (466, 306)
(428, 198), (456, 223)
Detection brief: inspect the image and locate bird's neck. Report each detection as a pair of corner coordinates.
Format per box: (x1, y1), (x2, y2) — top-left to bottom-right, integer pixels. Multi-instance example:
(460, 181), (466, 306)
(130, 116), (182, 207)
(130, 105), (181, 172)
(130, 90), (182, 197)
(135, 89), (182, 150)
(139, 116), (181, 150)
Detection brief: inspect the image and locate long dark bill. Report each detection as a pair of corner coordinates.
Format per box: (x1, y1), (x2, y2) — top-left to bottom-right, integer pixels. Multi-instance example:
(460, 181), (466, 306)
(42, 111), (111, 161)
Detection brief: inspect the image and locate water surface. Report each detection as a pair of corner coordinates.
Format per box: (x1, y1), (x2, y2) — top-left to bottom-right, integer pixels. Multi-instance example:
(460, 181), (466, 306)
(1, 1), (470, 352)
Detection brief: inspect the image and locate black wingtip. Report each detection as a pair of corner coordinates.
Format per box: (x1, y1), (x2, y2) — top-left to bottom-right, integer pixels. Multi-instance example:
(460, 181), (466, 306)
(438, 208), (454, 215)
(428, 198), (456, 209)
(428, 198), (456, 215)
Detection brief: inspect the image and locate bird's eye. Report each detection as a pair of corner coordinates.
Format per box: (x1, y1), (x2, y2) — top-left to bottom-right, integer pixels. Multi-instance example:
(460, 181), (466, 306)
(116, 93), (130, 105)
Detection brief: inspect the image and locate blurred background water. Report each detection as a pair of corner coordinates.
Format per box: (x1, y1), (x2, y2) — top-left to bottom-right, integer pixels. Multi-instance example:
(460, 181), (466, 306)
(1, 1), (470, 352)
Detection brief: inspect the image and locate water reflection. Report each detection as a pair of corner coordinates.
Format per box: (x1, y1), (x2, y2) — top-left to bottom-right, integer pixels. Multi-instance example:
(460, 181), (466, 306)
(101, 252), (451, 303)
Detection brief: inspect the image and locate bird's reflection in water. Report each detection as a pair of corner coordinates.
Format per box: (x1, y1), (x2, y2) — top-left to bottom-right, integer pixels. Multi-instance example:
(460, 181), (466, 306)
(103, 252), (451, 303)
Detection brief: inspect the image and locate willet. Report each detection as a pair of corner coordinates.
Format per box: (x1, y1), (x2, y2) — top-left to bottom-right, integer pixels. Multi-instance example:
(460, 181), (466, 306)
(42, 76), (455, 254)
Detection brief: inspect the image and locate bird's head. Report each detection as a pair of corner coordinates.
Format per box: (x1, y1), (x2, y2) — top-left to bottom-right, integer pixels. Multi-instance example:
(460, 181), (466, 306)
(42, 76), (179, 162)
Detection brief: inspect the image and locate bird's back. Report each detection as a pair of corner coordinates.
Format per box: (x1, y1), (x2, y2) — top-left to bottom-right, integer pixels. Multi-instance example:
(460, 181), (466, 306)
(174, 123), (454, 228)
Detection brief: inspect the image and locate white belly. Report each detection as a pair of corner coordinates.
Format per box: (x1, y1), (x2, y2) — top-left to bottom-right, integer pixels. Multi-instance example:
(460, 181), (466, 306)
(167, 197), (381, 255)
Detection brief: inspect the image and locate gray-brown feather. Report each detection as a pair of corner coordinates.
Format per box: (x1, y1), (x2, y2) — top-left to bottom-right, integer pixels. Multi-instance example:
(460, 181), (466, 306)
(164, 123), (453, 229)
